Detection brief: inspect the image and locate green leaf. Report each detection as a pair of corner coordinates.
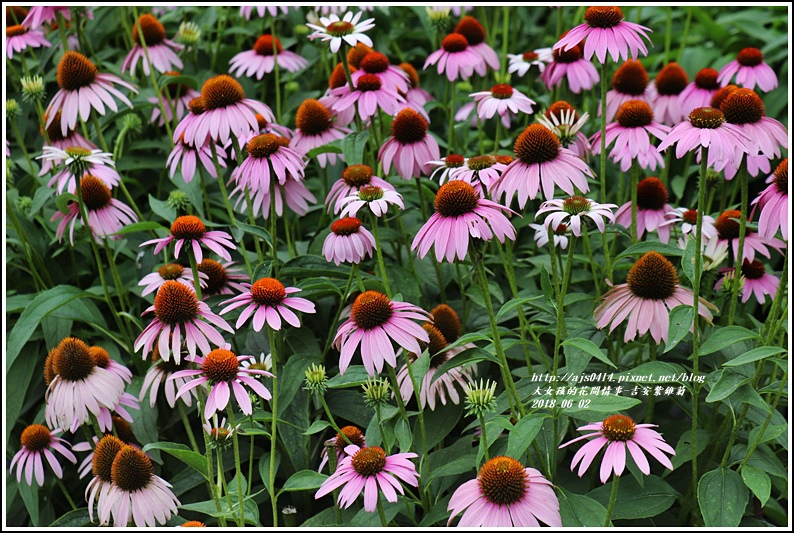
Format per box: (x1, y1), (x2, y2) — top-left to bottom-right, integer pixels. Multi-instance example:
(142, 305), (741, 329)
(6, 347), (38, 444)
(232, 222), (272, 249)
(341, 130), (370, 165)
(589, 475), (677, 520)
(699, 326), (760, 356)
(149, 194), (176, 222)
(561, 394), (643, 422)
(157, 74), (198, 90)
(558, 487), (609, 527)
(305, 141), (343, 159)
(665, 305), (694, 353)
(303, 420), (332, 435)
(612, 361), (684, 384)
(748, 424), (786, 448)
(614, 242), (684, 263)
(705, 369), (749, 403)
(741, 464), (771, 507)
(562, 338), (616, 369)
(259, 452), (281, 496)
(431, 346), (499, 385)
(326, 365), (371, 389)
(540, 265), (555, 307)
(18, 482), (39, 527)
(723, 346), (787, 367)
(506, 415), (546, 458)
(277, 470), (328, 495)
(682, 235), (697, 286)
(280, 255), (351, 279)
(349, 498), (401, 527)
(49, 508), (92, 527)
(142, 442), (208, 479)
(495, 296), (541, 321)
(426, 454), (477, 483)
(670, 429), (710, 470)
(112, 220), (167, 235)
(698, 467), (748, 526)
(423, 402), (463, 450)
(6, 286), (96, 371)
(395, 418), (412, 452)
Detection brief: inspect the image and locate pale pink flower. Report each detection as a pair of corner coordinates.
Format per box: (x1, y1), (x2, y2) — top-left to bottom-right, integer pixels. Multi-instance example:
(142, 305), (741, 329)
(648, 62), (689, 126)
(713, 209), (785, 264)
(171, 348), (274, 419)
(323, 217), (376, 265)
(424, 33), (483, 82)
(307, 11), (375, 54)
(591, 100), (670, 172)
(318, 426), (366, 473)
(448, 155), (509, 188)
(166, 136), (227, 183)
(529, 222), (569, 249)
(469, 84), (535, 128)
(752, 159), (788, 241)
(339, 185), (404, 219)
(679, 67), (723, 118)
(333, 291), (431, 376)
(22, 6), (73, 29)
(537, 101), (591, 159)
(715, 261), (780, 304)
(219, 278), (316, 332)
(554, 6), (652, 64)
(37, 113), (98, 176)
(330, 73), (406, 121)
(292, 99), (349, 167)
(38, 146), (120, 195)
(660, 207), (717, 240)
(148, 72), (200, 127)
(657, 107), (753, 165)
(122, 14), (184, 76)
(139, 263), (206, 297)
(454, 16), (500, 75)
(536, 196), (617, 236)
(45, 52), (137, 137)
(240, 6), (290, 19)
(140, 215), (236, 263)
(230, 34), (308, 79)
(379, 108), (440, 179)
(10, 424), (76, 487)
(448, 456), (561, 527)
(427, 154), (466, 185)
(540, 36), (599, 94)
(198, 259), (250, 297)
(139, 350), (198, 408)
(508, 49), (553, 77)
(560, 414), (675, 483)
(594, 252), (717, 344)
(615, 177), (675, 243)
(5, 24), (50, 59)
(326, 164), (395, 214)
(351, 51), (411, 94)
(718, 47), (778, 93)
(315, 444), (419, 512)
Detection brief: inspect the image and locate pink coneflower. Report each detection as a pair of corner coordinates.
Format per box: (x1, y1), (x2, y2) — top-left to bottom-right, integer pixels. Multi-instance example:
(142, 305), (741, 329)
(171, 348), (274, 419)
(602, 59), (652, 122)
(660, 207), (717, 240)
(719, 88), (788, 162)
(139, 346), (198, 408)
(6, 24), (50, 59)
(537, 195), (617, 236)
(594, 252), (717, 344)
(396, 322), (475, 410)
(84, 434), (123, 522)
(427, 154), (467, 184)
(679, 68), (723, 117)
(172, 96), (206, 145)
(753, 159), (788, 241)
(718, 47), (778, 93)
(292, 99), (349, 167)
(657, 107), (753, 165)
(648, 62), (689, 126)
(166, 134), (227, 184)
(307, 11), (375, 54)
(75, 417), (139, 479)
(378, 108), (440, 180)
(122, 14), (183, 76)
(529, 222), (569, 249)
(100, 445), (180, 527)
(469, 84), (535, 128)
(315, 444), (419, 512)
(140, 215), (236, 263)
(399, 62), (434, 110)
(22, 6), (71, 29)
(10, 424), (76, 486)
(39, 146), (120, 195)
(134, 280), (234, 363)
(250, 177), (317, 219)
(491, 123), (594, 206)
(591, 100), (670, 172)
(560, 414), (675, 483)
(448, 155), (508, 188)
(715, 260), (780, 304)
(424, 33), (483, 82)
(448, 456), (561, 527)
(95, 393), (140, 434)
(219, 277), (316, 332)
(197, 259), (249, 297)
(139, 263), (206, 297)
(227, 133), (306, 218)
(318, 426), (367, 473)
(330, 73), (406, 122)
(339, 185), (405, 219)
(148, 71), (200, 127)
(319, 62), (359, 127)
(412, 181), (516, 263)
(45, 51), (137, 137)
(326, 164), (395, 214)
(240, 6), (290, 19)
(615, 177), (675, 243)
(333, 290), (431, 376)
(230, 34), (308, 79)
(454, 16), (500, 75)
(540, 35), (599, 94)
(713, 209), (785, 263)
(352, 51), (411, 94)
(45, 337), (127, 432)
(537, 101), (591, 159)
(51, 175), (137, 245)
(323, 217), (376, 265)
(38, 111), (98, 176)
(508, 49), (553, 77)
(184, 75), (275, 146)
(554, 6), (652, 64)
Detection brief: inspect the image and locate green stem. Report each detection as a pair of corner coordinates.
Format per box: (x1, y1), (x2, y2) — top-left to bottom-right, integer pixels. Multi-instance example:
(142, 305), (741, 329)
(9, 119), (35, 176)
(55, 12), (71, 50)
(738, 370), (787, 472)
(102, 238), (131, 313)
(225, 405), (246, 526)
(188, 249), (203, 300)
(630, 162), (640, 244)
(376, 498), (389, 527)
(581, 229), (602, 295)
(197, 390), (227, 526)
(404, 355), (428, 457)
(727, 157), (749, 326)
(178, 401), (200, 453)
(270, 17), (282, 123)
(370, 213), (392, 297)
(267, 328), (280, 528)
(415, 177), (447, 303)
(448, 81), (457, 153)
(604, 475), (620, 526)
(210, 7), (228, 72)
(319, 395), (352, 445)
(325, 441), (343, 524)
(690, 145), (709, 517)
(677, 8), (693, 63)
(663, 8), (673, 64)
(599, 61), (613, 279)
(57, 477), (78, 509)
(478, 411), (489, 463)
(473, 252), (524, 418)
(500, 6), (510, 79)
(322, 264), (357, 359)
